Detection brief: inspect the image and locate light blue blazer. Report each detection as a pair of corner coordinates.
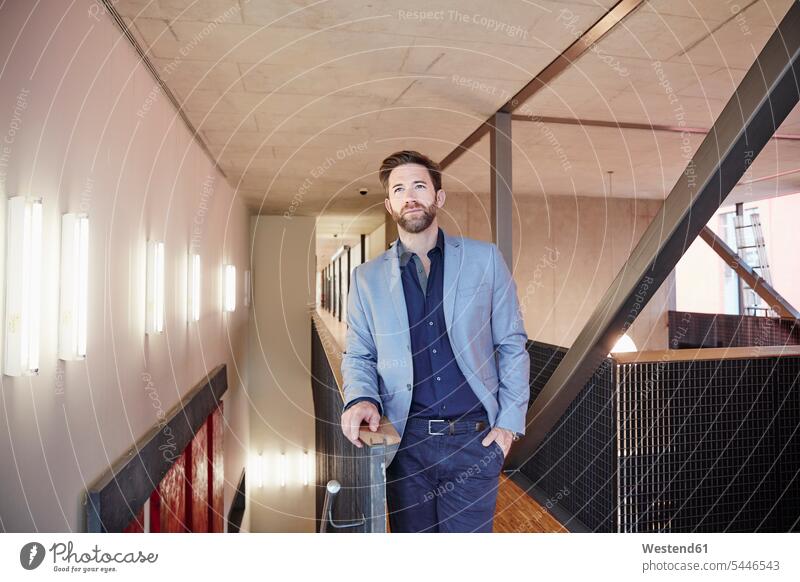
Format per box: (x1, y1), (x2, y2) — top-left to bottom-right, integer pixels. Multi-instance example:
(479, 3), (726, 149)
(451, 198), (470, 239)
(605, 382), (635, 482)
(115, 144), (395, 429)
(341, 229), (530, 445)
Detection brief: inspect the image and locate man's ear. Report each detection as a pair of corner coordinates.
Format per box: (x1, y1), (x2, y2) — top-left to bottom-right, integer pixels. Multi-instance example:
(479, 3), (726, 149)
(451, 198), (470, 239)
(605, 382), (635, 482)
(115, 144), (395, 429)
(436, 189), (446, 207)
(384, 197), (392, 214)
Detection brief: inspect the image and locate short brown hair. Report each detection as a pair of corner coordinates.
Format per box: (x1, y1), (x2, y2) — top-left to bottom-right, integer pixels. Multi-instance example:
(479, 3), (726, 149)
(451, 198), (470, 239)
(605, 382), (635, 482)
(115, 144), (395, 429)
(379, 150), (442, 195)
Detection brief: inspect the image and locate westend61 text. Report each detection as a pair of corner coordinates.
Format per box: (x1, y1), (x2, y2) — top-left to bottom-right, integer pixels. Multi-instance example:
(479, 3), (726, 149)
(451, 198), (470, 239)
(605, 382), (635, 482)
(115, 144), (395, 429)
(642, 543), (708, 554)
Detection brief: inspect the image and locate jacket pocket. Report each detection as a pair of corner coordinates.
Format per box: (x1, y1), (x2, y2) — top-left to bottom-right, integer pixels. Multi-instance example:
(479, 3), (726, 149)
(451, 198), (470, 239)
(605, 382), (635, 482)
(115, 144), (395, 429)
(492, 440), (506, 460)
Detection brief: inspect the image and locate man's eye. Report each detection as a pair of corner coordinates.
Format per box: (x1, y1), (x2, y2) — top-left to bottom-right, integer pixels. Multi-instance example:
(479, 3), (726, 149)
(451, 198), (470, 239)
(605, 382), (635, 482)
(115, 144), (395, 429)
(415, 183), (425, 189)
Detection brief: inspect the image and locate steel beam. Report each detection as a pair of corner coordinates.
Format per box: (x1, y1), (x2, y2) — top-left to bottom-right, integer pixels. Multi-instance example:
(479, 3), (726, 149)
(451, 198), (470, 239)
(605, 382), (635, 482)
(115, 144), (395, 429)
(508, 3), (800, 464)
(490, 112), (514, 265)
(439, 0), (645, 171)
(509, 113), (800, 141)
(699, 226), (800, 319)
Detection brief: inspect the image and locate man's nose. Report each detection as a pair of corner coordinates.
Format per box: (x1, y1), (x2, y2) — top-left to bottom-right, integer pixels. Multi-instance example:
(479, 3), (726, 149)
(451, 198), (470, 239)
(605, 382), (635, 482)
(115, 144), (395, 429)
(401, 191), (422, 204)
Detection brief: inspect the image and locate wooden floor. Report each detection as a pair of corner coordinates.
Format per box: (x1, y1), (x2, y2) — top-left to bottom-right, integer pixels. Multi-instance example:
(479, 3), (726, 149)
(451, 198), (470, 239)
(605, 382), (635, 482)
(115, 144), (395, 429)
(493, 474), (568, 533)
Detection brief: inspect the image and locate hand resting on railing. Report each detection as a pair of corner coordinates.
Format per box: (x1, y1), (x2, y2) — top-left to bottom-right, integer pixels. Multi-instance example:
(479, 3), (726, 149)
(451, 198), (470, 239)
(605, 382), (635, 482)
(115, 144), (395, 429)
(341, 400), (381, 448)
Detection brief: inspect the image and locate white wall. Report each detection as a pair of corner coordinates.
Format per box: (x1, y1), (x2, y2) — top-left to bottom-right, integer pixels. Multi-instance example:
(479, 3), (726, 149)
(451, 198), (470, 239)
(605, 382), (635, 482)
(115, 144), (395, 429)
(676, 196), (800, 316)
(0, 1), (251, 532)
(247, 215), (316, 532)
(365, 221), (386, 260)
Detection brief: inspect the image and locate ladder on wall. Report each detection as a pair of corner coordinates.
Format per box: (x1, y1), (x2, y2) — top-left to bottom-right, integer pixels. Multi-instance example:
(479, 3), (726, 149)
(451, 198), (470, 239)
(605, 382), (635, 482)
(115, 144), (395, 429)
(733, 211), (776, 317)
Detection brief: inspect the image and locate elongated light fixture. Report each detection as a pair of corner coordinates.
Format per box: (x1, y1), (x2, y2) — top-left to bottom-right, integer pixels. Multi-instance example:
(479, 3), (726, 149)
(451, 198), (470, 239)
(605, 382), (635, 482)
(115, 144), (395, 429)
(243, 270), (251, 307)
(223, 264), (236, 312)
(58, 213), (89, 360)
(4, 196), (43, 376)
(188, 253), (200, 322)
(146, 240), (165, 334)
(257, 452), (264, 489)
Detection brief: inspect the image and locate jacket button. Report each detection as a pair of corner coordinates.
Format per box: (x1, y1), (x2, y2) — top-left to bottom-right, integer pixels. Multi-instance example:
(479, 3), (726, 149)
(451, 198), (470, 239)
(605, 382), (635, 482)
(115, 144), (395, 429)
(406, 383), (412, 390)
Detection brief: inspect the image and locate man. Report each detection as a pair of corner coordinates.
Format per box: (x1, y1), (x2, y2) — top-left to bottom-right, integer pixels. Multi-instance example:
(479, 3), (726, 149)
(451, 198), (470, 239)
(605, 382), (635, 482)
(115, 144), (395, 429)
(340, 150), (530, 533)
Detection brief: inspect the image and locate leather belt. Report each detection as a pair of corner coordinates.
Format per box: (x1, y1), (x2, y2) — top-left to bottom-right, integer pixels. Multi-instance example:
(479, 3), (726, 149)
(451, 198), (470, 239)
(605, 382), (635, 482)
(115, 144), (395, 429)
(406, 417), (488, 435)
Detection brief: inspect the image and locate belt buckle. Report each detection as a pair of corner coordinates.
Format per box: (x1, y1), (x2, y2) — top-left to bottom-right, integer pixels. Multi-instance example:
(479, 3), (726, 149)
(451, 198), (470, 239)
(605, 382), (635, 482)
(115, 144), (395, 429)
(428, 419), (447, 435)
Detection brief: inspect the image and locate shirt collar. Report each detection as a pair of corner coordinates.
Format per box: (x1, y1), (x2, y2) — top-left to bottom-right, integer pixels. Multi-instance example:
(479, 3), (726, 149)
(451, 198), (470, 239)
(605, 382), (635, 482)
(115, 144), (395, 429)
(396, 227), (444, 267)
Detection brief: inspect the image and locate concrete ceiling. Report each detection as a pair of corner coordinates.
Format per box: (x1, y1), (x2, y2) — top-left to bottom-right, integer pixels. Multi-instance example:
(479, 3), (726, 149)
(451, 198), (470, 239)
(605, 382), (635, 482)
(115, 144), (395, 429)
(115, 0), (798, 264)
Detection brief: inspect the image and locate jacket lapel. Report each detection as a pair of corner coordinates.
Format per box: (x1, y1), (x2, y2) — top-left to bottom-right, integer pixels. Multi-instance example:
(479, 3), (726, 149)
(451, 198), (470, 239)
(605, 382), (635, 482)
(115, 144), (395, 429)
(442, 230), (462, 333)
(383, 240), (410, 335)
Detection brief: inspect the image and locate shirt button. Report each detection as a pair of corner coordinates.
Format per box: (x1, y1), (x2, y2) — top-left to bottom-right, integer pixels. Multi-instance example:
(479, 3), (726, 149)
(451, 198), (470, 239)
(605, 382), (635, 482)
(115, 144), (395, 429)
(428, 321), (433, 326)
(432, 349), (437, 354)
(436, 376), (441, 381)
(406, 383), (412, 390)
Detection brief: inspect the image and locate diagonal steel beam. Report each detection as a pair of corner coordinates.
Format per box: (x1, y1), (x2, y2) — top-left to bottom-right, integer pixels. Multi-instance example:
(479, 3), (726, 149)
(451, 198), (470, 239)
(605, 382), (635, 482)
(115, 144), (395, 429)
(698, 226), (800, 318)
(508, 2), (800, 464)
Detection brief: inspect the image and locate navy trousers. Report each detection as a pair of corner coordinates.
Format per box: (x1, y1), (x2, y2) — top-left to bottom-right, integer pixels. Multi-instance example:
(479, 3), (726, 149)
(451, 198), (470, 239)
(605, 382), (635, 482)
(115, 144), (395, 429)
(386, 416), (505, 532)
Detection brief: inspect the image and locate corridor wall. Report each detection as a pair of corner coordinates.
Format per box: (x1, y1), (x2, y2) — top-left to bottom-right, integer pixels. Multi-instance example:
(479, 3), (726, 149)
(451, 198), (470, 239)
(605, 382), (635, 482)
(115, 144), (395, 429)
(0, 1), (251, 532)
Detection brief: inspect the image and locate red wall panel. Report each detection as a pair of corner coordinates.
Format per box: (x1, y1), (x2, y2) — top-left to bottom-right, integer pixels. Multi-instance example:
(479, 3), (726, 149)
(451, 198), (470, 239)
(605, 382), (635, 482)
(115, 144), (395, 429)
(123, 404), (224, 534)
(186, 423), (209, 532)
(149, 490), (161, 533)
(123, 507), (144, 533)
(209, 403), (224, 532)
(158, 452), (187, 532)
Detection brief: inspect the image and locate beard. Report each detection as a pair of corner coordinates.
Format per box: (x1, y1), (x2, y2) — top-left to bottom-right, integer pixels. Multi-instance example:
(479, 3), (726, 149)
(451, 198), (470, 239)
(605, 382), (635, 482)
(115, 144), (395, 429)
(392, 201), (437, 234)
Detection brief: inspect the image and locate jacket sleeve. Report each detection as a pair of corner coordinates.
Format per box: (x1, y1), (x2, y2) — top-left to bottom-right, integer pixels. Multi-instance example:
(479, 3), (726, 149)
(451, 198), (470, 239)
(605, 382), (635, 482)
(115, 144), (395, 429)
(489, 244), (530, 435)
(340, 265), (383, 414)
(342, 396), (383, 417)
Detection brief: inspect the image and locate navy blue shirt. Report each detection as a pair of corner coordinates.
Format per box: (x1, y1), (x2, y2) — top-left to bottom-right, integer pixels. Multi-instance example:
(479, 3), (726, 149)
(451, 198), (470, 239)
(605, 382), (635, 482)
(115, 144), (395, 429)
(344, 228), (486, 421)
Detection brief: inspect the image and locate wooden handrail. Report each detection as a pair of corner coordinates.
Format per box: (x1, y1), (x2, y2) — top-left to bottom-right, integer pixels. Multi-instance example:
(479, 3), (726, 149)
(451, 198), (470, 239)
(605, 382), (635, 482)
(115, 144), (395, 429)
(613, 344), (800, 364)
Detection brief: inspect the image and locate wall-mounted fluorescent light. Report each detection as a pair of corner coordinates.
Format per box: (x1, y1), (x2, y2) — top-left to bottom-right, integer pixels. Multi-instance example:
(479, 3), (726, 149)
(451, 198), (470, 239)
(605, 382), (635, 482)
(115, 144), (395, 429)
(4, 196), (43, 376)
(223, 264), (236, 312)
(280, 453), (286, 488)
(256, 452), (264, 489)
(188, 253), (200, 322)
(303, 451), (309, 486)
(244, 270), (251, 307)
(146, 240), (165, 334)
(330, 245), (349, 263)
(58, 213), (89, 360)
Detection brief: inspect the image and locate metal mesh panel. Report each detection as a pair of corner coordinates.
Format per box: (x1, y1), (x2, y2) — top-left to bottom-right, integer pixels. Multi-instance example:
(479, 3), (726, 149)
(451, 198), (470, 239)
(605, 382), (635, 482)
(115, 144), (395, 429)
(520, 341), (617, 532)
(775, 357), (800, 532)
(520, 340), (799, 533)
(617, 356), (800, 532)
(668, 311), (800, 349)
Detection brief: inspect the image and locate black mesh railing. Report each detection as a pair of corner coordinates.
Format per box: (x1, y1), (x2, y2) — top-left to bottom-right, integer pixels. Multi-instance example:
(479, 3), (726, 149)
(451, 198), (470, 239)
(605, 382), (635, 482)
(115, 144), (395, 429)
(519, 341), (617, 532)
(668, 311), (800, 349)
(517, 340), (800, 533)
(617, 357), (798, 532)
